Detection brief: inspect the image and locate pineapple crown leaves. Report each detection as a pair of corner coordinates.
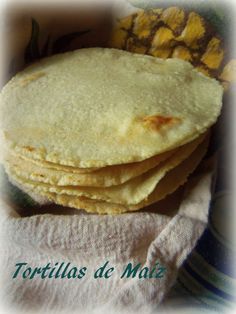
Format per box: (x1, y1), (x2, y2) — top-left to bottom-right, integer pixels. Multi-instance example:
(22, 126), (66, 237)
(24, 18), (90, 64)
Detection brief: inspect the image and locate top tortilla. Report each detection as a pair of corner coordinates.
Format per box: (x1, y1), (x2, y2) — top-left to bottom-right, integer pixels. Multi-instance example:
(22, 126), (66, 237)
(0, 48), (223, 168)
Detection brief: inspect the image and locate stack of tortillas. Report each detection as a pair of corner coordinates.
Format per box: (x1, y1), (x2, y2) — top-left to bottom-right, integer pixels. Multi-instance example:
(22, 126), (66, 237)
(0, 48), (223, 214)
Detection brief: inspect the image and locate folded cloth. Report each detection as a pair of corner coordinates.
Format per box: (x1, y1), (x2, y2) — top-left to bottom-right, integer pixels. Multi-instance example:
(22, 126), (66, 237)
(161, 147), (236, 313)
(0, 167), (213, 314)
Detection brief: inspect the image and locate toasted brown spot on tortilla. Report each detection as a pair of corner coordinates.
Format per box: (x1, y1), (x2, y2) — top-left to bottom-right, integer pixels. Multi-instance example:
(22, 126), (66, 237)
(20, 72), (46, 87)
(23, 146), (35, 152)
(142, 115), (181, 131)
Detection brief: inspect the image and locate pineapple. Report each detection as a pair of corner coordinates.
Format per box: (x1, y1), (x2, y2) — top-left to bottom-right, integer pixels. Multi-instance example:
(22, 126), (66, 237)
(108, 7), (235, 90)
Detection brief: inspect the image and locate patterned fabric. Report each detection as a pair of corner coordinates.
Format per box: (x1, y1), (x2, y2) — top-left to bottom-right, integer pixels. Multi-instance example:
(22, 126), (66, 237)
(163, 87), (235, 312)
(169, 191), (235, 311)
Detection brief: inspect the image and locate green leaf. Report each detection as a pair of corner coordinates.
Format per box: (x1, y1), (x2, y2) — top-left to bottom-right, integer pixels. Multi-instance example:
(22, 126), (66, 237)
(52, 30), (90, 54)
(24, 18), (40, 64)
(41, 35), (51, 58)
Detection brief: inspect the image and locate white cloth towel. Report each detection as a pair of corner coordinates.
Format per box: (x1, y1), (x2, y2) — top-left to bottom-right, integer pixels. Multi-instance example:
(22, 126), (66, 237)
(0, 171), (212, 314)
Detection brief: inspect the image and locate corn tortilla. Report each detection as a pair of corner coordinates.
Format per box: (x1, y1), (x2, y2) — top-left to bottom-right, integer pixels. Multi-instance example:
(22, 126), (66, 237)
(0, 48), (223, 168)
(6, 133), (207, 206)
(7, 135), (209, 214)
